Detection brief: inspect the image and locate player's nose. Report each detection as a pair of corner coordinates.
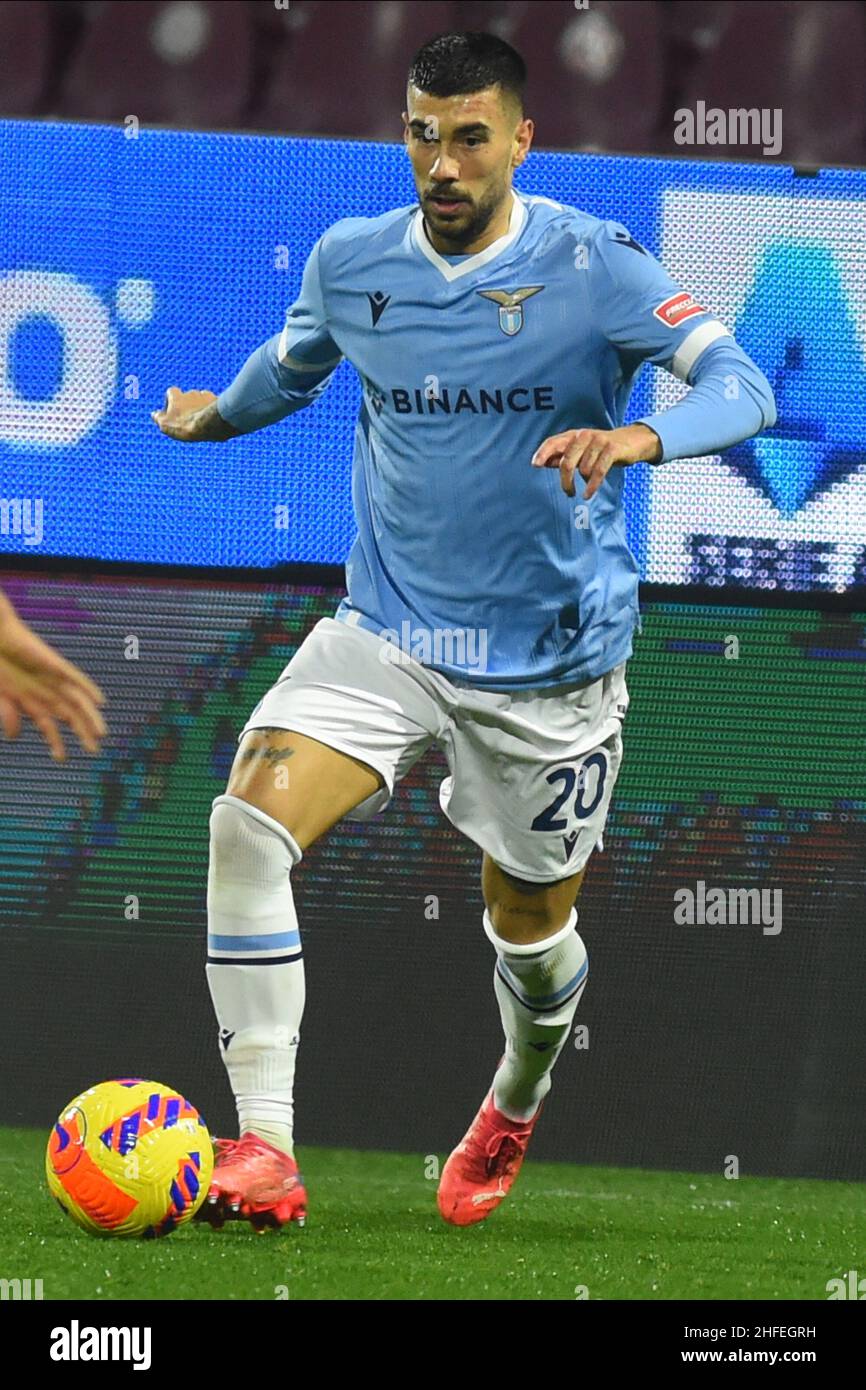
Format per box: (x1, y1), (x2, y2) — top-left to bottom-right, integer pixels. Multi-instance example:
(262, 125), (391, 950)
(429, 152), (460, 180)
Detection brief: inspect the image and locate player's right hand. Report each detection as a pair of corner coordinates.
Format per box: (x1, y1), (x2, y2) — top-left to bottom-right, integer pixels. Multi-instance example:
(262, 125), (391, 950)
(151, 387), (218, 440)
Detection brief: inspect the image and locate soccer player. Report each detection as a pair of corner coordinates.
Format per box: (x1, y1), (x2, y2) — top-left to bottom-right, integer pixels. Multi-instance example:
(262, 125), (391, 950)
(153, 31), (776, 1230)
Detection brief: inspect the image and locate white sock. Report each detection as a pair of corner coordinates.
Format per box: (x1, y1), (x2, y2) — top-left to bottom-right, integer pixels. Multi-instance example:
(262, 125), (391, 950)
(205, 794), (305, 1157)
(484, 907), (588, 1123)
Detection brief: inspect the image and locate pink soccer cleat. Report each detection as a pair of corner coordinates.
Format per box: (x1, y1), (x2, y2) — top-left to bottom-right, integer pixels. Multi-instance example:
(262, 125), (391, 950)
(196, 1133), (307, 1232)
(437, 1088), (544, 1227)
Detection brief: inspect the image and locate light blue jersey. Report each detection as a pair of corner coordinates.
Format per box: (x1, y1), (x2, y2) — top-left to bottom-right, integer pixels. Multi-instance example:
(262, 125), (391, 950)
(218, 190), (775, 689)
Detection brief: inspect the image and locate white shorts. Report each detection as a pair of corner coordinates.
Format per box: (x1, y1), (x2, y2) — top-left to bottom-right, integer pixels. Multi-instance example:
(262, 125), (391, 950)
(239, 617), (628, 884)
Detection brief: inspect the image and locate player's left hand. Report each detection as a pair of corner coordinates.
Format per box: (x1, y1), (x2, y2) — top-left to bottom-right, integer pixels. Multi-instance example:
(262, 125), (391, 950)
(531, 424), (662, 499)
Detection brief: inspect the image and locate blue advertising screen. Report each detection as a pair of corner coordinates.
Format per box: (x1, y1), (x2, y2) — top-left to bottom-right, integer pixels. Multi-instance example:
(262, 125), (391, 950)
(1, 118), (864, 591)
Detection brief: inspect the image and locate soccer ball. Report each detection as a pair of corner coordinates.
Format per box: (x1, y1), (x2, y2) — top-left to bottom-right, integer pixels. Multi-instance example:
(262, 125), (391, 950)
(46, 1079), (214, 1238)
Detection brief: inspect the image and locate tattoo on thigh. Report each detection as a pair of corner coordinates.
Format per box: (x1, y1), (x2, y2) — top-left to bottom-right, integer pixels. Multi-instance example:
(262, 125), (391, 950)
(498, 900), (551, 922)
(241, 729), (296, 767)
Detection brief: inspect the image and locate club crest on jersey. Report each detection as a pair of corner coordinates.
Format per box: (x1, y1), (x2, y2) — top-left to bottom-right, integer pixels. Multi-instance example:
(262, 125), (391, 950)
(477, 286), (544, 336)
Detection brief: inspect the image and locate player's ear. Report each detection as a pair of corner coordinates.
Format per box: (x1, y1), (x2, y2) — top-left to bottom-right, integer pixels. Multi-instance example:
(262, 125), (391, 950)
(401, 111), (410, 145)
(513, 117), (534, 167)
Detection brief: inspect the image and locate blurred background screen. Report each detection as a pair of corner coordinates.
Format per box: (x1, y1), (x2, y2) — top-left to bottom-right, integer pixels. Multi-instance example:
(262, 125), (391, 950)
(0, 120), (864, 591)
(0, 569), (862, 1179)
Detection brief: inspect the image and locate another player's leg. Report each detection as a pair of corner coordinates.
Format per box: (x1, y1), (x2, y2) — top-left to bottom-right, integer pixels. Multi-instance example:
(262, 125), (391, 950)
(437, 859), (587, 1227)
(202, 727), (386, 1231)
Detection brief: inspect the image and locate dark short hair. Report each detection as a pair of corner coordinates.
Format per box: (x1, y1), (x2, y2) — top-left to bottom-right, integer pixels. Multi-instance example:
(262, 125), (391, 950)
(407, 31), (526, 117)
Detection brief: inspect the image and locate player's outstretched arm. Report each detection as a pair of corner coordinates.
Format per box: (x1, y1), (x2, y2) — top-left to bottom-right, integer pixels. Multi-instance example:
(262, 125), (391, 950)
(151, 388), (242, 442)
(162, 237), (342, 441)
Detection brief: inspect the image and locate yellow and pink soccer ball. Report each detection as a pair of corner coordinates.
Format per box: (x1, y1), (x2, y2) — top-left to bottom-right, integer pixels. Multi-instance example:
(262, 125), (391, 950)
(46, 1079), (214, 1237)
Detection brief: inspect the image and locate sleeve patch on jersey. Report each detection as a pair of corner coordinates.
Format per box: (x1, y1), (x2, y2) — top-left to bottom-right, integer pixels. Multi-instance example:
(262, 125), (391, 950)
(653, 292), (706, 328)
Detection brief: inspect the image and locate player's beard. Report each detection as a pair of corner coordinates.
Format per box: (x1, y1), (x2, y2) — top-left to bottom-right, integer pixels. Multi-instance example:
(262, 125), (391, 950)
(423, 177), (511, 251)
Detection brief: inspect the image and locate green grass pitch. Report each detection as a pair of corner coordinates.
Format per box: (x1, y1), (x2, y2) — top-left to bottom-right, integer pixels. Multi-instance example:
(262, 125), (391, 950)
(1, 1128), (861, 1300)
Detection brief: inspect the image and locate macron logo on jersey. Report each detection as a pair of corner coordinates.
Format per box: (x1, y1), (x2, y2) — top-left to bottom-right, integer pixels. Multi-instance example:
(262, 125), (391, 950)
(366, 291), (391, 326)
(653, 291), (706, 327)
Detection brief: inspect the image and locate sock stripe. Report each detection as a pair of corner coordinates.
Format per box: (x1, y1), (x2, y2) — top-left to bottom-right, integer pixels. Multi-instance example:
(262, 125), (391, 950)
(207, 950), (303, 966)
(208, 929), (300, 952)
(495, 958), (587, 1012)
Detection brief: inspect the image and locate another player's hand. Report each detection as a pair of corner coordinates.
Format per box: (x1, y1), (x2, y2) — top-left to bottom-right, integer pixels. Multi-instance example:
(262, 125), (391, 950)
(151, 387), (238, 442)
(531, 424), (663, 499)
(0, 592), (107, 762)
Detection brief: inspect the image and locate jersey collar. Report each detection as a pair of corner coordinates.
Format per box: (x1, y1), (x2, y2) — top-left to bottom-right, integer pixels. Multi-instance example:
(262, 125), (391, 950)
(411, 189), (527, 283)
